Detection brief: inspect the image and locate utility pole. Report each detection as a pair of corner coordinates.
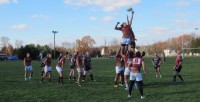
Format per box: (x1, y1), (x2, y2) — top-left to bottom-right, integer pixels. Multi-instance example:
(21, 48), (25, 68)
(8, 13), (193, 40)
(52, 31), (58, 59)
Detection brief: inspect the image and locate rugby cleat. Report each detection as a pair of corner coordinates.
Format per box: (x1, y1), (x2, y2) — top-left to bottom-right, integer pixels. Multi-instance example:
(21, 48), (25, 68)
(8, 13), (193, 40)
(141, 96), (145, 99)
(128, 95), (131, 98)
(114, 85), (118, 88)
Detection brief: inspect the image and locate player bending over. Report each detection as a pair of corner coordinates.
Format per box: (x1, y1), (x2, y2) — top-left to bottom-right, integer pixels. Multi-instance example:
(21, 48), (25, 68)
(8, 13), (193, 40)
(56, 53), (67, 85)
(82, 52), (95, 82)
(114, 47), (125, 88)
(173, 50), (184, 84)
(128, 51), (146, 99)
(115, 11), (134, 54)
(40, 53), (52, 83)
(24, 53), (33, 81)
(152, 52), (162, 78)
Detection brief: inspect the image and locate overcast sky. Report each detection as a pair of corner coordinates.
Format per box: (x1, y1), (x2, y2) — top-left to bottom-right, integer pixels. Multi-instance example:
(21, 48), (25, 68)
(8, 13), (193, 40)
(0, 0), (200, 47)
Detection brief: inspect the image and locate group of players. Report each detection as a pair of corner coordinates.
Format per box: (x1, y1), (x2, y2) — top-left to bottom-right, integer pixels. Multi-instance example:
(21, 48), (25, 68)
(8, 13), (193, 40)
(24, 51), (95, 86)
(114, 10), (184, 100)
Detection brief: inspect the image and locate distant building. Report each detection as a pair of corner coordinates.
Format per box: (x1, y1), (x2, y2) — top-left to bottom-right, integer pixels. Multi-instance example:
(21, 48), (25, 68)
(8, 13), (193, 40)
(164, 49), (176, 57)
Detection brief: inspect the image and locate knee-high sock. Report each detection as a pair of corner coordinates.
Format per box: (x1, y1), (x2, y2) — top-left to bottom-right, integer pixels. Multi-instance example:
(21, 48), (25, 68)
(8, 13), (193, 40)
(173, 75), (176, 82)
(128, 80), (135, 95)
(137, 81), (144, 96)
(60, 77), (64, 84)
(90, 74), (94, 80)
(178, 75), (183, 81)
(58, 76), (60, 83)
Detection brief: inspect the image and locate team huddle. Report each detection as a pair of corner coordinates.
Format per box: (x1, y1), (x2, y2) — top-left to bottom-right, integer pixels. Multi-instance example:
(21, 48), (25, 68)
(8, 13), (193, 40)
(24, 52), (95, 86)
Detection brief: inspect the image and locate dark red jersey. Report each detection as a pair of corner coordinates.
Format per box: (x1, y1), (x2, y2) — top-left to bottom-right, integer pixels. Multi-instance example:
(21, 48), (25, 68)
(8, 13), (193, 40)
(58, 57), (65, 66)
(175, 55), (182, 66)
(45, 57), (52, 66)
(24, 57), (32, 66)
(131, 57), (143, 70)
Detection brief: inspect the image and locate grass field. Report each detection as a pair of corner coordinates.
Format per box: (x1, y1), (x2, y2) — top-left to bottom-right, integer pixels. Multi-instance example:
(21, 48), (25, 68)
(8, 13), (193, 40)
(0, 57), (200, 102)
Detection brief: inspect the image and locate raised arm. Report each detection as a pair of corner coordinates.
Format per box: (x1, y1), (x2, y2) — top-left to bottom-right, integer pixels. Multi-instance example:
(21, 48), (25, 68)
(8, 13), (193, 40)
(115, 22), (121, 30)
(127, 15), (130, 25)
(129, 11), (134, 26)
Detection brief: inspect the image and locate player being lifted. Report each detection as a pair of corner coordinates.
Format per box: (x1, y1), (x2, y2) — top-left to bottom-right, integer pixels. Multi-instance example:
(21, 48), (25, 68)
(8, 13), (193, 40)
(115, 10), (135, 54)
(40, 53), (52, 83)
(128, 51), (146, 99)
(56, 53), (67, 85)
(82, 52), (95, 81)
(173, 50), (184, 84)
(24, 53), (33, 81)
(152, 52), (162, 78)
(114, 47), (125, 88)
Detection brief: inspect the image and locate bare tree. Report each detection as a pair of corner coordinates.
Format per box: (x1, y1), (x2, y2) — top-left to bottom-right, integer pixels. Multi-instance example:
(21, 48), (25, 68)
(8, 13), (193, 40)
(15, 40), (23, 48)
(0, 37), (10, 47)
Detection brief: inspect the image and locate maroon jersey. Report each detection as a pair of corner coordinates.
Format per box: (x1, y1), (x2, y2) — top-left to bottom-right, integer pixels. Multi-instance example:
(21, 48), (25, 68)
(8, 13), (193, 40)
(131, 57), (143, 71)
(175, 55), (182, 66)
(57, 57), (65, 66)
(24, 57), (32, 66)
(45, 57), (52, 66)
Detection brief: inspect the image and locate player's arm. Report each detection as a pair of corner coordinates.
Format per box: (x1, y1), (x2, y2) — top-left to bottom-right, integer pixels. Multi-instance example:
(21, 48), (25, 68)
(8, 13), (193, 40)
(23, 58), (26, 67)
(178, 60), (182, 67)
(76, 58), (80, 68)
(158, 58), (162, 65)
(129, 11), (134, 26)
(127, 15), (130, 25)
(142, 61), (147, 75)
(151, 59), (154, 65)
(115, 22), (121, 30)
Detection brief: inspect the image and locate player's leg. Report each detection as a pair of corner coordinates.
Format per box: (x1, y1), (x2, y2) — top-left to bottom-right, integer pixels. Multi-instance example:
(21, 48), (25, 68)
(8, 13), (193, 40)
(82, 69), (87, 81)
(177, 68), (184, 82)
(128, 72), (136, 97)
(76, 68), (82, 86)
(29, 66), (33, 79)
(24, 68), (28, 81)
(120, 70), (125, 86)
(124, 68), (129, 89)
(173, 70), (177, 83)
(157, 67), (162, 78)
(136, 73), (145, 99)
(48, 67), (52, 82)
(88, 69), (94, 81)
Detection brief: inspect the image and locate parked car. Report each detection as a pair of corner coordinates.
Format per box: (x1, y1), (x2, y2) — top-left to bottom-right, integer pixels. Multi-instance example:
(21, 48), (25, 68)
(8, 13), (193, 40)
(7, 56), (18, 60)
(0, 53), (8, 61)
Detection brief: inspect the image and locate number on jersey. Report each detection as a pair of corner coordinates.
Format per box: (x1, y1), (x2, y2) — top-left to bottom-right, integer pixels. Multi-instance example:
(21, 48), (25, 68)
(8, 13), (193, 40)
(132, 58), (141, 65)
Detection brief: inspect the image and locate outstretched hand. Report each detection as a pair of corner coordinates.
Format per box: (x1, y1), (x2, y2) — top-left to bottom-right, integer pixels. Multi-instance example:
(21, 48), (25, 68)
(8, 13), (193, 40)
(132, 11), (134, 14)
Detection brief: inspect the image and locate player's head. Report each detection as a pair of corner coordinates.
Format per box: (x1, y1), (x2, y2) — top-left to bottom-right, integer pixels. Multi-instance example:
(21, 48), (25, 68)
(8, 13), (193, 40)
(86, 52), (90, 56)
(135, 51), (141, 57)
(128, 51), (134, 58)
(26, 53), (30, 57)
(121, 22), (127, 27)
(154, 52), (158, 56)
(177, 50), (181, 55)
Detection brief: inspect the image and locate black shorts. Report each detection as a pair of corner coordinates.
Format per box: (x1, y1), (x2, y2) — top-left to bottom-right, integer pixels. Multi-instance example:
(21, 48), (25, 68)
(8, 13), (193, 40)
(121, 44), (128, 46)
(174, 66), (182, 72)
(85, 65), (92, 71)
(154, 65), (160, 69)
(70, 65), (75, 69)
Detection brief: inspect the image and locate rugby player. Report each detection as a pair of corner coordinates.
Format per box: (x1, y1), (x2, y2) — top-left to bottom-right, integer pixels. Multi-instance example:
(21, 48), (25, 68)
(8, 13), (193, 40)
(40, 53), (52, 83)
(69, 53), (76, 80)
(128, 51), (146, 99)
(24, 53), (33, 81)
(75, 52), (85, 86)
(152, 52), (162, 78)
(56, 54), (67, 85)
(173, 50), (184, 84)
(114, 47), (125, 88)
(115, 11), (134, 54)
(122, 50), (134, 90)
(82, 52), (95, 81)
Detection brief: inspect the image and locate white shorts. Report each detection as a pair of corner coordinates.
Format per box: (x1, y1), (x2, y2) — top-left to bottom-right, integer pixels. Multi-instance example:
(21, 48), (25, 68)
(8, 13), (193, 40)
(56, 66), (63, 72)
(25, 65), (33, 71)
(130, 72), (143, 81)
(124, 67), (130, 75)
(121, 38), (130, 45)
(44, 66), (52, 73)
(115, 66), (124, 73)
(76, 68), (84, 73)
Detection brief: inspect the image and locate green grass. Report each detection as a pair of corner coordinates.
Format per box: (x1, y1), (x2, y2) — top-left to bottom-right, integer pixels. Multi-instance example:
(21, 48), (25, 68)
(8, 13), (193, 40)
(0, 57), (200, 102)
